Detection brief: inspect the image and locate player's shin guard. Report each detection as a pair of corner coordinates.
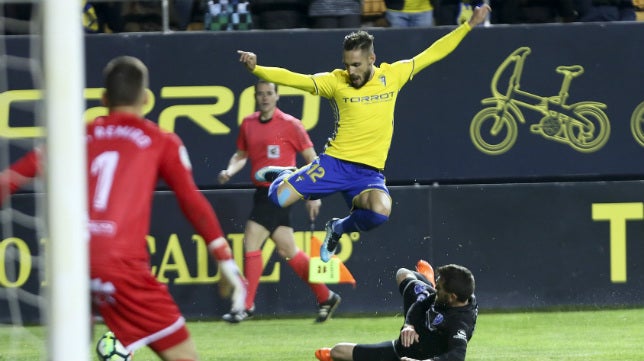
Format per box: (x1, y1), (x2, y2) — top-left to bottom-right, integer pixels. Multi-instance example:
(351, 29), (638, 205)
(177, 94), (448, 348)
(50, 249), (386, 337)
(334, 208), (388, 234)
(267, 170), (292, 207)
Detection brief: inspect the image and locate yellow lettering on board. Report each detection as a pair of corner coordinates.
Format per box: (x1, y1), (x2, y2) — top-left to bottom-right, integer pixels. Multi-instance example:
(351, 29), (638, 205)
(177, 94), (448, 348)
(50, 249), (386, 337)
(592, 202), (643, 283)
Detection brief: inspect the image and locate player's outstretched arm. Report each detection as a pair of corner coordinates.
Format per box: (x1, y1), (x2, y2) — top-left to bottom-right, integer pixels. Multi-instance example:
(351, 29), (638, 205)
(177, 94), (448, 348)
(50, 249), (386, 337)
(236, 50), (317, 93)
(468, 4), (491, 28)
(408, 3), (491, 76)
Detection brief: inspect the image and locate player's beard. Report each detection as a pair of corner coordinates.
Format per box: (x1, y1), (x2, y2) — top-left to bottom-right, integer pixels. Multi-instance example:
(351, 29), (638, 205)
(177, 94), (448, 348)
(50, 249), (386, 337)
(435, 293), (449, 308)
(350, 68), (372, 89)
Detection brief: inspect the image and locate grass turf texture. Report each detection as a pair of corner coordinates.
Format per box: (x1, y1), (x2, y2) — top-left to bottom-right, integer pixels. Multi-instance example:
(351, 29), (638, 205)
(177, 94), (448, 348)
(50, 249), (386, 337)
(1, 308), (642, 361)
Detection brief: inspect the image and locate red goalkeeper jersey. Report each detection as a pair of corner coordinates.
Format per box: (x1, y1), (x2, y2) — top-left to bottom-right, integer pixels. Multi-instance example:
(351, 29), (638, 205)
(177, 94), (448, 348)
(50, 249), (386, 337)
(87, 112), (223, 266)
(237, 107), (313, 187)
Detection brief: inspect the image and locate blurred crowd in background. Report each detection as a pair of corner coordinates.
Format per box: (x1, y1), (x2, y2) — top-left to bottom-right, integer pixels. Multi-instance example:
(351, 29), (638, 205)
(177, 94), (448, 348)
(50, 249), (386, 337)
(0, 0), (643, 34)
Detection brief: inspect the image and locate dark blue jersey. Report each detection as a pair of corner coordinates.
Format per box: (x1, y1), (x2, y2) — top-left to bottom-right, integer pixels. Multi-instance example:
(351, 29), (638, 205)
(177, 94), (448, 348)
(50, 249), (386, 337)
(398, 279), (478, 361)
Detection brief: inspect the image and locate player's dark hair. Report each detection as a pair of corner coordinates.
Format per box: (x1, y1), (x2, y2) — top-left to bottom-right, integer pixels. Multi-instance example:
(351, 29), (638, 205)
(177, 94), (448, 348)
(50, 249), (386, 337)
(103, 56), (148, 107)
(437, 264), (475, 303)
(255, 79), (278, 94)
(343, 30), (374, 54)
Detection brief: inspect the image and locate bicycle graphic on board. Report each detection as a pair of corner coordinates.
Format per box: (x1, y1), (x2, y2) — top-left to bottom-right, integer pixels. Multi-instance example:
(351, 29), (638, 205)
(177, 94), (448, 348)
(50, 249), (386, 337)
(630, 101), (644, 147)
(470, 47), (610, 155)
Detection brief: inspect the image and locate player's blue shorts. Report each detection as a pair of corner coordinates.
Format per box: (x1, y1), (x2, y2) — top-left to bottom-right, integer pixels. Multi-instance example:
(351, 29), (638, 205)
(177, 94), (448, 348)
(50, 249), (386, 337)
(283, 153), (389, 208)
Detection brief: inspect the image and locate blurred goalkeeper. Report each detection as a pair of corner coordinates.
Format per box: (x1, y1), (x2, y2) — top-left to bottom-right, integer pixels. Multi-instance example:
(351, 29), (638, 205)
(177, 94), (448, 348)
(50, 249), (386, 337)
(315, 260), (478, 361)
(237, 4), (491, 265)
(0, 56), (247, 361)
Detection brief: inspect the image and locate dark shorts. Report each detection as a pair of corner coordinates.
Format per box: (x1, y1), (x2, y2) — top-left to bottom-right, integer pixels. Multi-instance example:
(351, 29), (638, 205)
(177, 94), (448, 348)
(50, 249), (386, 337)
(283, 153), (389, 208)
(249, 187), (292, 233)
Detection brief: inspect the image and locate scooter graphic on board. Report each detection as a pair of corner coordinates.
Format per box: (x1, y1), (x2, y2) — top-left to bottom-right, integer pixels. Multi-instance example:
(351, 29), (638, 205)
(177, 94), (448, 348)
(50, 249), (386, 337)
(470, 47), (610, 155)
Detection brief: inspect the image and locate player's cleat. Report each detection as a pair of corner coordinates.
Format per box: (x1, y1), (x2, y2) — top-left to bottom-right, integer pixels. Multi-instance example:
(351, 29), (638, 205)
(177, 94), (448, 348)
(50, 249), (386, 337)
(315, 347), (332, 361)
(416, 259), (435, 287)
(316, 292), (341, 323)
(222, 305), (255, 324)
(254, 166), (296, 182)
(320, 218), (341, 263)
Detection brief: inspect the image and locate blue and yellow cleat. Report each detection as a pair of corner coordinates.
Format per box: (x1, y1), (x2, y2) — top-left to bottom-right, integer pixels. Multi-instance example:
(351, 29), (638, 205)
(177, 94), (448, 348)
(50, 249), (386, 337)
(320, 218), (341, 263)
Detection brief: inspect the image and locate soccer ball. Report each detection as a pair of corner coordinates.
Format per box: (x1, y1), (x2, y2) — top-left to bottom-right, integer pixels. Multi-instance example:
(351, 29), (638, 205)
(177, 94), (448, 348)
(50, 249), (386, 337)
(96, 331), (132, 361)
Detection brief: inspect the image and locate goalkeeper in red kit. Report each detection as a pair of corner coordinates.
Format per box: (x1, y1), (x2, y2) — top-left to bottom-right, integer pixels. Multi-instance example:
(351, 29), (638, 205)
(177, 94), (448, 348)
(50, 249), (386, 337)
(0, 56), (246, 361)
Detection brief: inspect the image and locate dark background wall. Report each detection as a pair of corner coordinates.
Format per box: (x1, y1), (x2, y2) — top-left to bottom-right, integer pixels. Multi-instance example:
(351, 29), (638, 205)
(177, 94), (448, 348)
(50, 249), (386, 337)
(2, 22), (644, 323)
(4, 181), (644, 323)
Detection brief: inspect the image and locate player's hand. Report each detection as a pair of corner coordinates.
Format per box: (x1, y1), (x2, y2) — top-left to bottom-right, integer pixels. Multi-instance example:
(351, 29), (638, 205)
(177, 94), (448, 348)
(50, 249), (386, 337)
(305, 199), (321, 221)
(468, 4), (491, 27)
(400, 324), (419, 347)
(237, 50), (257, 71)
(218, 170), (231, 184)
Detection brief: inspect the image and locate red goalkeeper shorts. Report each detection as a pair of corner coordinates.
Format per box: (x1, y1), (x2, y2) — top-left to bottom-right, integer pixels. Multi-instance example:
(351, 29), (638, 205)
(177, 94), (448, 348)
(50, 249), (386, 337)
(91, 259), (190, 353)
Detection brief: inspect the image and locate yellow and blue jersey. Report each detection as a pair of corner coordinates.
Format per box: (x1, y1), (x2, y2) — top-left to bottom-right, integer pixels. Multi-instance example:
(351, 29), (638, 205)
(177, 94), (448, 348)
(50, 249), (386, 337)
(252, 22), (472, 170)
(312, 62), (413, 169)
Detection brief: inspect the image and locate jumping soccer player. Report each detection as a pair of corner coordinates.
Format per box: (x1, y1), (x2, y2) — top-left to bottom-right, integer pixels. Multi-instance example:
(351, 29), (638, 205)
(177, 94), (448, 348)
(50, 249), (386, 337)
(238, 4), (492, 263)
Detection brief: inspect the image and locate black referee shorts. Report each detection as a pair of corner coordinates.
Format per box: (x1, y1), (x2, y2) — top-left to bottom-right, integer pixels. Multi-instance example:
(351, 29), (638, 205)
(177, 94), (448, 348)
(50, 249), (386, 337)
(248, 187), (292, 233)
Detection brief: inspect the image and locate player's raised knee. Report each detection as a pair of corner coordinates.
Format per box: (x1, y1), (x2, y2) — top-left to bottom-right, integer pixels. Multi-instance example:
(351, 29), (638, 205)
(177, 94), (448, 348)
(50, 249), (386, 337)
(353, 208), (388, 232)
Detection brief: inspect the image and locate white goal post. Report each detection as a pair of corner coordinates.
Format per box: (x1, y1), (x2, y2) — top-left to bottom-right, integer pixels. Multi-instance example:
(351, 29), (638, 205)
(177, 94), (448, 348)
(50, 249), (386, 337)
(42, 0), (89, 360)
(3, 0), (177, 358)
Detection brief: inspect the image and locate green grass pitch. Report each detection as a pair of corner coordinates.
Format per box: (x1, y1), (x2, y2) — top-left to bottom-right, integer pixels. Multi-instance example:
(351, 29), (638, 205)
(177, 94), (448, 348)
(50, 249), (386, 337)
(1, 308), (643, 361)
